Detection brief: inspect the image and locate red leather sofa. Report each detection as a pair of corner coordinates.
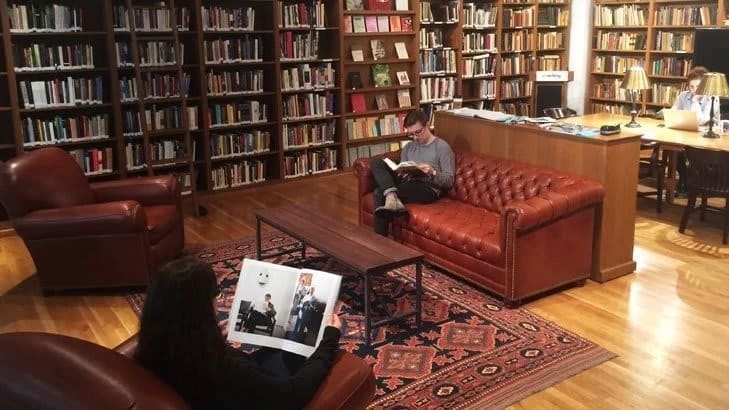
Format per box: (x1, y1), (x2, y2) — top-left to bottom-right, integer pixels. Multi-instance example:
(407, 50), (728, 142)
(0, 332), (376, 410)
(354, 150), (605, 306)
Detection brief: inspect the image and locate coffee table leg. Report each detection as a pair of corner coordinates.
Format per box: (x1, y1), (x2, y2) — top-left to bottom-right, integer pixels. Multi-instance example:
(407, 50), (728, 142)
(415, 262), (422, 328)
(364, 274), (371, 346)
(256, 218), (262, 260)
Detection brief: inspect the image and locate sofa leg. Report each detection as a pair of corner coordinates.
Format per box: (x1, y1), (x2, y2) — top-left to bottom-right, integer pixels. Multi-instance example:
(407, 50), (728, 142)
(574, 278), (587, 287)
(503, 298), (521, 309)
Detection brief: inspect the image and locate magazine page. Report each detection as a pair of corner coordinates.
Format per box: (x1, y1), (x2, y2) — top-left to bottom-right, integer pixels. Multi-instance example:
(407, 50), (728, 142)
(227, 258), (342, 357)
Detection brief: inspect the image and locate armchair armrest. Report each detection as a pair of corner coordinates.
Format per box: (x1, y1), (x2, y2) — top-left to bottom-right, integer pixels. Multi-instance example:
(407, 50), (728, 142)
(114, 334), (139, 358)
(352, 150), (401, 198)
(305, 351), (375, 410)
(91, 175), (180, 206)
(502, 179), (604, 232)
(13, 201), (146, 240)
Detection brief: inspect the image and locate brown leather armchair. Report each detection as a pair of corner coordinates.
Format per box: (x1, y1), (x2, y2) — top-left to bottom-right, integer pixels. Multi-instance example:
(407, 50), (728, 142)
(0, 147), (185, 291)
(0, 332), (376, 410)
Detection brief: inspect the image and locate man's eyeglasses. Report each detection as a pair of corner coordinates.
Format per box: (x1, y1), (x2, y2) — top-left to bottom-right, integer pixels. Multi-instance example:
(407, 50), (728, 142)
(408, 127), (425, 137)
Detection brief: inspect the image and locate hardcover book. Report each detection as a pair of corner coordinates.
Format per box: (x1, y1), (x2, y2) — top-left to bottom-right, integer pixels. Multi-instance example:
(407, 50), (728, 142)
(346, 0), (365, 10)
(400, 16), (413, 31)
(347, 71), (363, 89)
(351, 45), (365, 62)
(352, 15), (366, 33)
(372, 64), (392, 87)
(365, 15), (378, 32)
(368, 0), (393, 11)
(370, 39), (386, 60)
(397, 89), (411, 107)
(376, 15), (390, 32)
(394, 42), (409, 59)
(389, 15), (401, 32)
(351, 93), (367, 112)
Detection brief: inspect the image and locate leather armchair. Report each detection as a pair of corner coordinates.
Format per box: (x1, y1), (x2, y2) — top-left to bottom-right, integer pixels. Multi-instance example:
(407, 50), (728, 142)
(0, 147), (184, 291)
(0, 332), (376, 410)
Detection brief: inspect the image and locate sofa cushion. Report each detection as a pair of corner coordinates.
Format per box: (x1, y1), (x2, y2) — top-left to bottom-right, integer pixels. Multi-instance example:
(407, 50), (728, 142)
(145, 205), (178, 244)
(362, 193), (502, 263)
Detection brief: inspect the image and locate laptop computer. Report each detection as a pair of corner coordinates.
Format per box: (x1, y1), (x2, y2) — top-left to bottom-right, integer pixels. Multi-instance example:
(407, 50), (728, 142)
(663, 109), (699, 131)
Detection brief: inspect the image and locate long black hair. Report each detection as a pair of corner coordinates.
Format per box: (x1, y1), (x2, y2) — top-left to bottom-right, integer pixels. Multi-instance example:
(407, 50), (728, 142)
(135, 257), (228, 409)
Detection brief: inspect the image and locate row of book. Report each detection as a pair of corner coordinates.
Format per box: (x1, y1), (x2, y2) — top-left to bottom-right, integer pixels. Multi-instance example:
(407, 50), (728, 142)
(462, 54), (495, 78)
(309, 149), (338, 175)
(420, 1), (459, 23)
(593, 56), (644, 74)
(212, 160), (266, 190)
(593, 79), (629, 101)
(283, 121), (336, 149)
(594, 4), (647, 27)
(469, 79), (496, 99)
(208, 70), (264, 96)
(112, 6), (190, 32)
(19, 77), (103, 108)
(537, 6), (569, 26)
(537, 55), (562, 71)
(350, 90), (410, 113)
(208, 102), (268, 127)
(23, 114), (109, 145)
(345, 114), (405, 140)
(650, 57), (692, 77)
(463, 32), (497, 53)
(503, 30), (534, 52)
(282, 93), (335, 120)
(283, 149), (338, 178)
(344, 15), (413, 34)
(281, 63), (336, 91)
(204, 37), (261, 63)
(537, 32), (564, 50)
(594, 31), (647, 51)
(345, 141), (404, 167)
(419, 28), (445, 49)
(201, 6), (254, 32)
(13, 43), (94, 71)
(116, 41), (184, 67)
(591, 103), (630, 115)
(463, 3), (496, 28)
(69, 148), (114, 175)
(500, 79), (533, 99)
(419, 49), (457, 74)
(140, 73), (191, 99)
(500, 102), (530, 116)
(503, 8), (534, 28)
(8, 3), (82, 32)
(125, 140), (193, 167)
(122, 107), (199, 136)
(653, 5), (717, 27)
(278, 1), (326, 28)
(650, 83), (685, 106)
(421, 77), (456, 103)
(502, 54), (528, 76)
(655, 31), (694, 53)
(211, 131), (271, 158)
(280, 31), (320, 60)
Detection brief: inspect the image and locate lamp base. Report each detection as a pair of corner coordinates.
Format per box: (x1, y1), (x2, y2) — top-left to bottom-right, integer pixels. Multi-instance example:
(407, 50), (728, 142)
(702, 130), (721, 139)
(625, 120), (641, 128)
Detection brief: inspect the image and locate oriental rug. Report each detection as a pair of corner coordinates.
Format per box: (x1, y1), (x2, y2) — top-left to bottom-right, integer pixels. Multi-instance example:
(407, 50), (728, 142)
(127, 234), (615, 409)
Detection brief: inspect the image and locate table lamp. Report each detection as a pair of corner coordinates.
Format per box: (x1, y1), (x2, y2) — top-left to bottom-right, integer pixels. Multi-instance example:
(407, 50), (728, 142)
(697, 72), (729, 139)
(620, 66), (651, 128)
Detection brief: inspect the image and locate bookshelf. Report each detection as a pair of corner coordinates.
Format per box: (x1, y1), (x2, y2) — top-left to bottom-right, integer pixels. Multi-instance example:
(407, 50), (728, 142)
(341, 0), (418, 166)
(461, 1), (499, 109)
(588, 0), (726, 115)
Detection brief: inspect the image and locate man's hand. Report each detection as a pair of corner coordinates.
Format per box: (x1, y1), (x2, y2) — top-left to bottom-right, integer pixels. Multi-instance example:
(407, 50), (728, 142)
(325, 314), (342, 330)
(397, 171), (413, 181)
(416, 163), (435, 176)
(218, 318), (229, 337)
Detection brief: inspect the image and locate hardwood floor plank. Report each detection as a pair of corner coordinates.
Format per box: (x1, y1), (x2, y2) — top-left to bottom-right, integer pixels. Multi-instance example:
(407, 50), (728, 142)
(0, 173), (727, 407)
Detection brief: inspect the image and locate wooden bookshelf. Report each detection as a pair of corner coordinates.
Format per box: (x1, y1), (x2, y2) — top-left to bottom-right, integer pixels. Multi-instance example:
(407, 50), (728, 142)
(588, 0), (726, 115)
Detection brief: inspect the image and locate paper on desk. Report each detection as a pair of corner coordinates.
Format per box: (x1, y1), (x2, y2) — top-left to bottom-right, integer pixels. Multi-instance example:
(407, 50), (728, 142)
(449, 107), (513, 122)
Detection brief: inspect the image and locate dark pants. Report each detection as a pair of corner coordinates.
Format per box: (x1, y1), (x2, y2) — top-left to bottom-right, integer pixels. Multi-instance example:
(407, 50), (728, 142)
(677, 151), (687, 192)
(245, 310), (269, 332)
(249, 348), (307, 377)
(371, 158), (440, 236)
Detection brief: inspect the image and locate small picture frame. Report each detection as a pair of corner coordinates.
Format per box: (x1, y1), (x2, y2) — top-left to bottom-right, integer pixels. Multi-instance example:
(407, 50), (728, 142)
(721, 119), (729, 134)
(396, 71), (410, 85)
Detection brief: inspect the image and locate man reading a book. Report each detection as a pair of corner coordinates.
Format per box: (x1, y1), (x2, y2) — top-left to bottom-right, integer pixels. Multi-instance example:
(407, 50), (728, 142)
(370, 109), (455, 236)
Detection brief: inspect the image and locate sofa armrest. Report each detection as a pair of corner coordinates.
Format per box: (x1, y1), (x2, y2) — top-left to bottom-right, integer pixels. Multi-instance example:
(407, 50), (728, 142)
(91, 175), (180, 206)
(13, 201), (146, 240)
(353, 150), (401, 197)
(114, 334), (139, 358)
(304, 351), (375, 410)
(502, 180), (604, 232)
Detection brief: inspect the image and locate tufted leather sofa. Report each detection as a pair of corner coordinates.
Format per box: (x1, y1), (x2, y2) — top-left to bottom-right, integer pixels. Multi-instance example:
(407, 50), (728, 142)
(354, 150), (605, 306)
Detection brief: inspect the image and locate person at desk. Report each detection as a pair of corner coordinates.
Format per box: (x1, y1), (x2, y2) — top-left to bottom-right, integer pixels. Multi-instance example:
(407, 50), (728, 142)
(669, 66), (719, 194)
(369, 109), (455, 236)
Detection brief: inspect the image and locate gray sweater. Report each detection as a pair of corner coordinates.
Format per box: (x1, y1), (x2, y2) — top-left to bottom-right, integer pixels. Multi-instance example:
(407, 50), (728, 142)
(401, 137), (455, 191)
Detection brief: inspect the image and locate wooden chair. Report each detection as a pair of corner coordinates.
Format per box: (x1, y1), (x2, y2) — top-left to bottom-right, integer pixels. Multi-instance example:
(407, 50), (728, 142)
(638, 141), (668, 213)
(679, 146), (729, 244)
(543, 107), (577, 119)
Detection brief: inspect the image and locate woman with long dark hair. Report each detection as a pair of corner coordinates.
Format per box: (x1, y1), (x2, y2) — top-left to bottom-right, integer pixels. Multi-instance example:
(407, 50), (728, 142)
(135, 257), (342, 410)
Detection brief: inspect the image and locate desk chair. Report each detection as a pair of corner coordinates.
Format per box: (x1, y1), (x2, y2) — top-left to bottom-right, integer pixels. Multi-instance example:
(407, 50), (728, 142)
(679, 146), (729, 244)
(543, 107), (577, 119)
(638, 142), (668, 213)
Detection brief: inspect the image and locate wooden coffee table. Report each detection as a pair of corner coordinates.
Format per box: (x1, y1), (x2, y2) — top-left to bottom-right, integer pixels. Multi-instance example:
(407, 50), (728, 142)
(255, 205), (423, 346)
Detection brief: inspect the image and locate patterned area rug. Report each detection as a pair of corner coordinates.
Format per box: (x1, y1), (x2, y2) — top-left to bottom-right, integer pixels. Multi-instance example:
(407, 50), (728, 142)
(128, 234), (615, 409)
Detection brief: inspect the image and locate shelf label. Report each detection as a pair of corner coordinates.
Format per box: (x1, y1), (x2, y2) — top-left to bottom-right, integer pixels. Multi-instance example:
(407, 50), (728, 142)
(536, 71), (570, 82)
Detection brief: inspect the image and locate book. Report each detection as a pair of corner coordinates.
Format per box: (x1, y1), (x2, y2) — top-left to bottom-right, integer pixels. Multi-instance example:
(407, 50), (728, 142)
(396, 71), (410, 85)
(383, 157), (427, 176)
(375, 94), (389, 110)
(352, 15), (366, 33)
(343, 16), (353, 33)
(347, 71), (363, 89)
(346, 0), (365, 10)
(365, 15), (378, 32)
(394, 42), (409, 59)
(351, 93), (367, 112)
(389, 15), (402, 32)
(372, 64), (392, 87)
(395, 0), (409, 11)
(376, 15), (390, 32)
(400, 16), (413, 31)
(370, 39), (386, 60)
(351, 45), (365, 62)
(369, 0), (393, 11)
(227, 259), (342, 357)
(397, 89), (411, 107)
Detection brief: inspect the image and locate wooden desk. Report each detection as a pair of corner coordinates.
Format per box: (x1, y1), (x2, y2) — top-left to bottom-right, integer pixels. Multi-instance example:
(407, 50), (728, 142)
(434, 111), (642, 283)
(564, 113), (729, 202)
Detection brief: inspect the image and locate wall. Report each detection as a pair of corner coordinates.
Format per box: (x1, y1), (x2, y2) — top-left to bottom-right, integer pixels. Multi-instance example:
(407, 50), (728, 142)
(567, 1), (592, 114)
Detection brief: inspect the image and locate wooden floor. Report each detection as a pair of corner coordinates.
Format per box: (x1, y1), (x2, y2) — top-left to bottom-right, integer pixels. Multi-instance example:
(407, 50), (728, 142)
(1, 174), (728, 409)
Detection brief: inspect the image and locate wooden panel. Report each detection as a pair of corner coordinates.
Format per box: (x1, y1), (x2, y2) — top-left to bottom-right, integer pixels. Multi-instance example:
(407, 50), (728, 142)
(434, 111), (642, 282)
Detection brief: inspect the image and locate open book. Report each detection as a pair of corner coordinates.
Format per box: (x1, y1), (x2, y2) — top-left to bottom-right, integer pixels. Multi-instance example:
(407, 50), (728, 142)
(227, 259), (342, 356)
(383, 157), (427, 176)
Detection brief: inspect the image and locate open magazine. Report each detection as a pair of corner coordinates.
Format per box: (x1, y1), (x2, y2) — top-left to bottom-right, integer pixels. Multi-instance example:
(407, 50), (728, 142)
(227, 259), (342, 357)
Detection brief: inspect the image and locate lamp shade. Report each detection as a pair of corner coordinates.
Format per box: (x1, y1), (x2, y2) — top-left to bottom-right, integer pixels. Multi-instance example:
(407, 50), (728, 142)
(697, 72), (729, 97)
(621, 66), (651, 90)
